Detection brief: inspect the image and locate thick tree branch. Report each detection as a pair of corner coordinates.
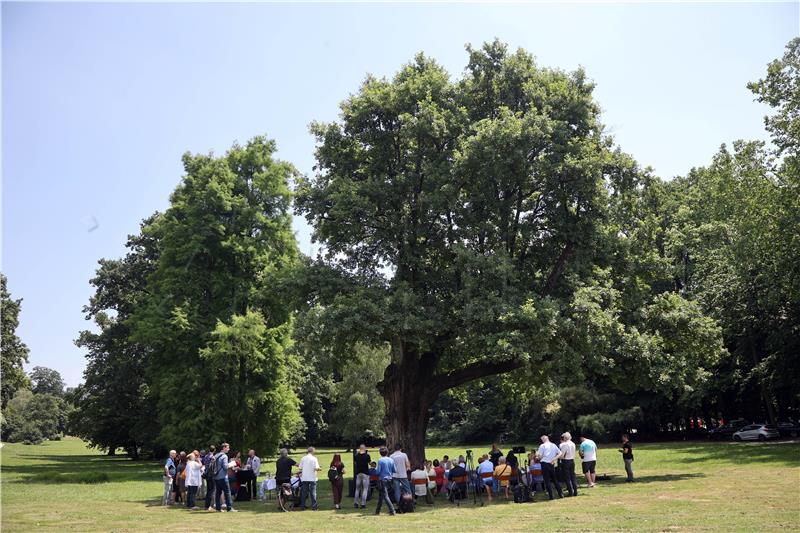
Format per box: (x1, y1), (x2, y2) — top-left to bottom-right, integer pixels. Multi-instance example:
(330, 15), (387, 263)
(432, 357), (525, 394)
(543, 242), (574, 296)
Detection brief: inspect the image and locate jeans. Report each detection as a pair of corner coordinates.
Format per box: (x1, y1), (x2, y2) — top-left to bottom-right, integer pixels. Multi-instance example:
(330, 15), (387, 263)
(624, 458), (634, 481)
(561, 459), (579, 496)
(214, 477), (233, 511)
(393, 477), (411, 503)
(375, 479), (395, 515)
(355, 473), (370, 506)
(300, 481), (317, 510)
(204, 477), (215, 509)
(186, 485), (198, 508)
(162, 476), (173, 505)
(541, 462), (563, 500)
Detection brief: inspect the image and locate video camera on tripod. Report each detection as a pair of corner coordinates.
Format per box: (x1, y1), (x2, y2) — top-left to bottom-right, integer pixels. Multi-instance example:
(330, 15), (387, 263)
(461, 449), (483, 506)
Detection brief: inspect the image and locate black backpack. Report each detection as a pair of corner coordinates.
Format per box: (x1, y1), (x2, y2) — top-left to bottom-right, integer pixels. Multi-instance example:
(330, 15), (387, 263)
(205, 454), (220, 480)
(399, 492), (415, 513)
(327, 466), (341, 482)
(513, 483), (531, 503)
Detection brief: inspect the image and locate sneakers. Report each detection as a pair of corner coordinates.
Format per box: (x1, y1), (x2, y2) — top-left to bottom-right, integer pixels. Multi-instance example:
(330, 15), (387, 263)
(229, 508), (238, 512)
(206, 507), (214, 512)
(354, 503), (359, 509)
(360, 505), (366, 509)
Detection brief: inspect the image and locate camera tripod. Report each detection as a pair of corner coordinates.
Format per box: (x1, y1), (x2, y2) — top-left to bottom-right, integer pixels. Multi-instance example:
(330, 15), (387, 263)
(464, 450), (484, 507)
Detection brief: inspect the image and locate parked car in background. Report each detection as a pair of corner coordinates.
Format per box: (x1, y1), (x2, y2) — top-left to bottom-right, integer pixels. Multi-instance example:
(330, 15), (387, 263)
(777, 421), (800, 438)
(708, 420), (750, 440)
(732, 424), (780, 441)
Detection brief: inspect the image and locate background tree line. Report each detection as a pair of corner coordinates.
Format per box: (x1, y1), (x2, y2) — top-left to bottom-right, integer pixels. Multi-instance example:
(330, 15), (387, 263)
(0, 284), (75, 445)
(1, 39), (796, 457)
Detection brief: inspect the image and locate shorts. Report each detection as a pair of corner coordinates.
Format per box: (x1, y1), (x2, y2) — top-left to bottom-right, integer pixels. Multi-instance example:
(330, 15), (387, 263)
(582, 461), (596, 474)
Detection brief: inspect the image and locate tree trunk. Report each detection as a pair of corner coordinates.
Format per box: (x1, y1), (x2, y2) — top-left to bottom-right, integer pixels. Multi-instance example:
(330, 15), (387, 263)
(383, 395), (432, 469)
(379, 347), (438, 468)
(379, 343), (525, 468)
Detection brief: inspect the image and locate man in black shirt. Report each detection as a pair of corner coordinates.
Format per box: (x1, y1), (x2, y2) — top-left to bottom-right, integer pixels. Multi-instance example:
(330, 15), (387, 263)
(353, 444), (371, 509)
(447, 463), (467, 502)
(489, 443), (504, 467)
(275, 448), (297, 485)
(619, 434), (634, 482)
(489, 443), (503, 494)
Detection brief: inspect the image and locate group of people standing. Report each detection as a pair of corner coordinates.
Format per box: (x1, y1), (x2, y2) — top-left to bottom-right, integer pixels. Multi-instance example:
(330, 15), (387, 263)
(162, 443), (262, 513)
(527, 433), (635, 500)
(160, 433), (636, 514)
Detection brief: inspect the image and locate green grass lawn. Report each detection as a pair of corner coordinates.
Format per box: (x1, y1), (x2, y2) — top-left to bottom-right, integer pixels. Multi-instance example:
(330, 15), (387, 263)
(1, 437), (798, 532)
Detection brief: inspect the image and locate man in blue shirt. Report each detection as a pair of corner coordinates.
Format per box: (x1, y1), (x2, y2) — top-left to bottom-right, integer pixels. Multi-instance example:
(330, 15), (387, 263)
(374, 446), (396, 516)
(476, 456), (495, 501)
(163, 450), (176, 506)
(213, 443), (237, 513)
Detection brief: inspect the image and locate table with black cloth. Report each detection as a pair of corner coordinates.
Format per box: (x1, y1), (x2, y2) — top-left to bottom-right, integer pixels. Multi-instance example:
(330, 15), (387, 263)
(236, 469), (257, 501)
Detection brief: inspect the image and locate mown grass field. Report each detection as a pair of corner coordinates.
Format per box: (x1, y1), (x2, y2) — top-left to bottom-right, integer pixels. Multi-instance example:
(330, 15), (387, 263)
(1, 437), (798, 532)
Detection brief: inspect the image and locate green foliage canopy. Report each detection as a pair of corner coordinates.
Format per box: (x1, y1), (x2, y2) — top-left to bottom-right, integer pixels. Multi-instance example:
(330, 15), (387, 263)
(130, 136), (302, 454)
(1, 274), (30, 407)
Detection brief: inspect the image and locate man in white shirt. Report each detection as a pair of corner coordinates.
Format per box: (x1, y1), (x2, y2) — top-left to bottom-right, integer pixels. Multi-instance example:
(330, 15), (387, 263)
(579, 436), (598, 487)
(390, 443), (411, 504)
(298, 446), (321, 510)
(476, 456), (495, 501)
(559, 432), (579, 497)
(537, 435), (564, 500)
(244, 449), (261, 500)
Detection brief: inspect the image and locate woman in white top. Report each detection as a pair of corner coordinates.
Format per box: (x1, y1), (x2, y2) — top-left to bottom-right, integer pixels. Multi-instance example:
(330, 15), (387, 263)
(184, 453), (204, 510)
(425, 460), (437, 494)
(410, 463), (432, 504)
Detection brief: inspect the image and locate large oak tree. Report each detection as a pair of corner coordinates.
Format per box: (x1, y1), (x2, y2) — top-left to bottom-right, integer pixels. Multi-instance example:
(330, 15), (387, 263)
(296, 41), (689, 462)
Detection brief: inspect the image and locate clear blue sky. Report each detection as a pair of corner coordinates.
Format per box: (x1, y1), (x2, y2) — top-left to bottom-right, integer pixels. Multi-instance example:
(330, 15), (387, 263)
(3, 2), (797, 386)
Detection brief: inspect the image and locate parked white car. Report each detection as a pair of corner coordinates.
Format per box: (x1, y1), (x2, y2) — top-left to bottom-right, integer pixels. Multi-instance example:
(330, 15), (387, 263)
(732, 424), (780, 441)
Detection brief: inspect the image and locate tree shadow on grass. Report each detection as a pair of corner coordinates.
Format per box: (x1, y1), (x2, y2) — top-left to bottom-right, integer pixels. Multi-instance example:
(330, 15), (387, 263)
(601, 472), (705, 485)
(4, 454), (160, 483)
(133, 492), (468, 515)
(639, 440), (800, 467)
(133, 474), (708, 513)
